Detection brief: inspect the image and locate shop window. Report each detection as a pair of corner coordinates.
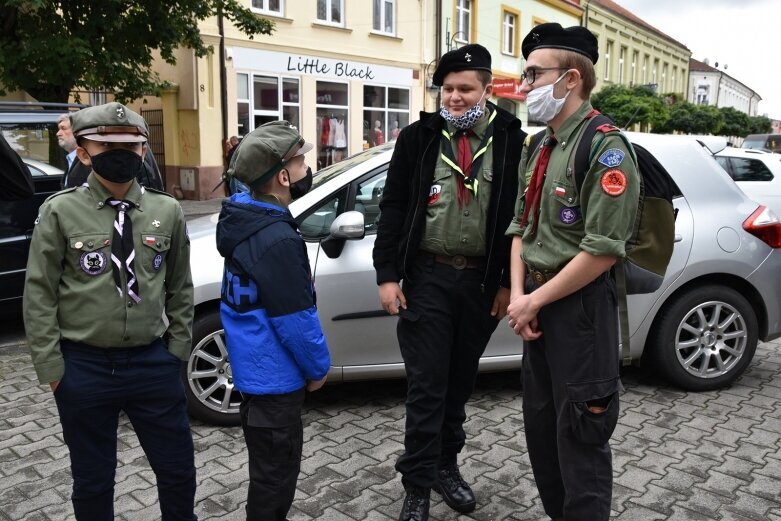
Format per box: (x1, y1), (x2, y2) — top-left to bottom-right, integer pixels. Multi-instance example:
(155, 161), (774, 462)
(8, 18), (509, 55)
(251, 0), (283, 15)
(236, 73), (300, 136)
(363, 85), (410, 149)
(317, 0), (344, 26)
(317, 81), (349, 169)
(373, 0), (395, 34)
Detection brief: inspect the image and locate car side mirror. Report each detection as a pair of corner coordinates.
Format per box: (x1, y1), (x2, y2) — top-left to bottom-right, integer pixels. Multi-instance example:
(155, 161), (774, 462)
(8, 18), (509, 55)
(321, 211), (366, 258)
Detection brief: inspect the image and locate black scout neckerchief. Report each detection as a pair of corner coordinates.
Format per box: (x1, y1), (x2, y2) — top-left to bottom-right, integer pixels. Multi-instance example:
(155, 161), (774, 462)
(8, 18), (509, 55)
(439, 108), (497, 196)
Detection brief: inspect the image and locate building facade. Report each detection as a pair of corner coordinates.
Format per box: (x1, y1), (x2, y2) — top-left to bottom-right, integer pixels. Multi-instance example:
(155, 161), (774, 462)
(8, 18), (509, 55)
(688, 58), (762, 117)
(440, 0), (582, 123)
(583, 0), (690, 98)
(143, 0), (434, 199)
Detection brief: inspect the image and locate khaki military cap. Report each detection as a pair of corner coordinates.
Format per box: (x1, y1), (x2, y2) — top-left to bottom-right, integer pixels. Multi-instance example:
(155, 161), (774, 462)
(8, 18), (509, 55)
(70, 102), (149, 143)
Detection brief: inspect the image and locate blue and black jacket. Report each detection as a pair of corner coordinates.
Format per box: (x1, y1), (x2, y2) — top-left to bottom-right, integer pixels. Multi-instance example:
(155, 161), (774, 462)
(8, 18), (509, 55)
(216, 192), (330, 395)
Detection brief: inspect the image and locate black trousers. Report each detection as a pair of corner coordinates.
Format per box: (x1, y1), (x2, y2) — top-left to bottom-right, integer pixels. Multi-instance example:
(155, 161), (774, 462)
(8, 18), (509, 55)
(396, 258), (499, 489)
(54, 339), (197, 521)
(240, 388), (305, 521)
(522, 273), (622, 521)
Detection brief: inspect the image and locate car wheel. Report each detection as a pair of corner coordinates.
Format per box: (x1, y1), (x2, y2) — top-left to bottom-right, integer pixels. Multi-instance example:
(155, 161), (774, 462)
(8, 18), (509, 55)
(182, 309), (241, 425)
(649, 285), (758, 391)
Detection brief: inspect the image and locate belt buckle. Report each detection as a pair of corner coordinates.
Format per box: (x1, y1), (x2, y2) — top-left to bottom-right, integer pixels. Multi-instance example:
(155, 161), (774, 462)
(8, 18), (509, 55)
(452, 254), (467, 270)
(532, 270), (546, 285)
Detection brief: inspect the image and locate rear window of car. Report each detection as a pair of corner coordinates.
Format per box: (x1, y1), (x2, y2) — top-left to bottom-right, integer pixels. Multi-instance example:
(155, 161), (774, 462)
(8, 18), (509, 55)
(741, 134), (781, 153)
(727, 157), (774, 182)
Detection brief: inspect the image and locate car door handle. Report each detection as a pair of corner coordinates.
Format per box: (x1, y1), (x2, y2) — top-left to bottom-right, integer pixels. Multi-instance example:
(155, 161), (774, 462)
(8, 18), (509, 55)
(674, 234), (683, 242)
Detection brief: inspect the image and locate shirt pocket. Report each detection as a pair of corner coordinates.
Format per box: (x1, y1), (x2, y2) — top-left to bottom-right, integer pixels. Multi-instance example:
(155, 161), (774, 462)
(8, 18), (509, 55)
(138, 232), (172, 275)
(428, 167), (452, 207)
(549, 180), (581, 227)
(69, 233), (112, 278)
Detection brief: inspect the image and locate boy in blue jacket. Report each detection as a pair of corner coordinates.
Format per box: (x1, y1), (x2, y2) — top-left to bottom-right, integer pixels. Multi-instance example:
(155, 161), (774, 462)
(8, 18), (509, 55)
(216, 120), (330, 521)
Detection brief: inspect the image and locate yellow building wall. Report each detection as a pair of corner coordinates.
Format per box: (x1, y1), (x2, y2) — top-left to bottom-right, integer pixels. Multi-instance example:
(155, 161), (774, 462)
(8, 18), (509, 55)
(146, 0), (430, 199)
(585, 2), (690, 97)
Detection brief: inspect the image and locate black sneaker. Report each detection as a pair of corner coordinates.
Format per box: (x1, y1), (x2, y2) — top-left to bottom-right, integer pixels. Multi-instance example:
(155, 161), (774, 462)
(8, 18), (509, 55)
(398, 486), (430, 521)
(433, 464), (476, 513)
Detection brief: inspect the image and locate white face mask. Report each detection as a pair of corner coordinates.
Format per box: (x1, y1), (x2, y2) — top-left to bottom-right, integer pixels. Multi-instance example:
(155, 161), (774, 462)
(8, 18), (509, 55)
(526, 71), (570, 123)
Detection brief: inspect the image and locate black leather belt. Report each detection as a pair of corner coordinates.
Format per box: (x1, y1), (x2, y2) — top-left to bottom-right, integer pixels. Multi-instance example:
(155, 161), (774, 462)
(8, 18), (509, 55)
(420, 252), (485, 270)
(527, 265), (558, 285)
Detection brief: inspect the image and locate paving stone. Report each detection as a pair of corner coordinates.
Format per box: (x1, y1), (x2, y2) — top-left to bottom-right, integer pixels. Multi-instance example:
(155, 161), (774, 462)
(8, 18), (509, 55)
(1, 334), (780, 520)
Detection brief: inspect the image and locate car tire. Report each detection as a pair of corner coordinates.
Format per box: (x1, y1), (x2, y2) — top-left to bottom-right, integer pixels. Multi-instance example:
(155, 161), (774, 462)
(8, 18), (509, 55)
(182, 309), (241, 425)
(649, 284), (758, 391)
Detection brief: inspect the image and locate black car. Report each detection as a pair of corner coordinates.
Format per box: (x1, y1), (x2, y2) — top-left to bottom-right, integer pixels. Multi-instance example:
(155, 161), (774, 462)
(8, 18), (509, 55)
(0, 101), (79, 316)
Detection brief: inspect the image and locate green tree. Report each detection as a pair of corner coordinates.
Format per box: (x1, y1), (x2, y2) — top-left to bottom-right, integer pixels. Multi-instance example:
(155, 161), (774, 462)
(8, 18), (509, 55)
(748, 115), (773, 134)
(592, 84), (668, 131)
(718, 106), (751, 137)
(0, 0), (274, 103)
(689, 104), (723, 134)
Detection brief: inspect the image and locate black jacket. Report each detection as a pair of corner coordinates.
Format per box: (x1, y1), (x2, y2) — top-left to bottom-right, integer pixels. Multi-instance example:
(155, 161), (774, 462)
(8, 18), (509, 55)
(0, 134), (34, 201)
(373, 102), (526, 297)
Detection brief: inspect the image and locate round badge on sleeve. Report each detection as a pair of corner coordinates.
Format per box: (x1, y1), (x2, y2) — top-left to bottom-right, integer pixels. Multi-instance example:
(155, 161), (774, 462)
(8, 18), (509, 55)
(600, 169), (627, 197)
(80, 251), (107, 276)
(152, 253), (165, 271)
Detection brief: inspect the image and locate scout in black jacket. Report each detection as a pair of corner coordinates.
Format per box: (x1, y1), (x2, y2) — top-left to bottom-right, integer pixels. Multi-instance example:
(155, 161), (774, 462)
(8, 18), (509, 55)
(372, 44), (526, 521)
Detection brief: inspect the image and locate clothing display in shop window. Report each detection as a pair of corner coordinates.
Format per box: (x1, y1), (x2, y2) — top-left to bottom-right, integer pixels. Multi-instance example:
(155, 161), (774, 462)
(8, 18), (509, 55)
(321, 117), (330, 147)
(391, 121), (401, 141)
(374, 120), (385, 146)
(331, 118), (346, 149)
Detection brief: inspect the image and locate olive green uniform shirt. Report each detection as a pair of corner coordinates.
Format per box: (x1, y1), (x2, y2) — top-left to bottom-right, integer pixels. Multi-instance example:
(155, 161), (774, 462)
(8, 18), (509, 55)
(24, 173), (194, 384)
(506, 101), (640, 272)
(420, 110), (494, 256)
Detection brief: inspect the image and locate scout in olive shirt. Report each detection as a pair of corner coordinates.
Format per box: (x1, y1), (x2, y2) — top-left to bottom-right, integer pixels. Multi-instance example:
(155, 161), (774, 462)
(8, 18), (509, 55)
(505, 24), (639, 521)
(23, 102), (197, 521)
(420, 109), (494, 256)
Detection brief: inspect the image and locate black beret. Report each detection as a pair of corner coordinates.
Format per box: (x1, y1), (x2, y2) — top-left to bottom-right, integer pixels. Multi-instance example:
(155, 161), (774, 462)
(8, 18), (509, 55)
(432, 43), (492, 87)
(522, 23), (599, 64)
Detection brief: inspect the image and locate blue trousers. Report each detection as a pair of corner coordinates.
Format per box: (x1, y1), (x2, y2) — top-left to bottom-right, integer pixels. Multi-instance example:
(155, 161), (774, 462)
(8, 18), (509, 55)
(54, 339), (197, 521)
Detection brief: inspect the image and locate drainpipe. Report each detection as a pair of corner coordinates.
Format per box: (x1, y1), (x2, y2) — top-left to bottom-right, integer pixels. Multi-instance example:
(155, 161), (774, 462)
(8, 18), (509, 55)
(218, 12), (228, 145)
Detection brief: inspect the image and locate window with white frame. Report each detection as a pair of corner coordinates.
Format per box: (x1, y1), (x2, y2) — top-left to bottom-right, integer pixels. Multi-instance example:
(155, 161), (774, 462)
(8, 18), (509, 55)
(652, 59), (659, 85)
(631, 50), (638, 85)
(642, 55), (649, 83)
(618, 46), (625, 84)
(317, 0), (343, 26)
(502, 10), (517, 55)
(251, 0), (283, 15)
(235, 73), (300, 136)
(605, 40), (613, 81)
(363, 85), (410, 149)
(373, 0), (395, 34)
(662, 63), (668, 92)
(455, 0), (472, 43)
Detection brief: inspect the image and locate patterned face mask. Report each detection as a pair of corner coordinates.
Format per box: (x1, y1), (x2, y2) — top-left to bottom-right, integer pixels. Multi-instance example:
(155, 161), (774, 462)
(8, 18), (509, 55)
(439, 89), (487, 130)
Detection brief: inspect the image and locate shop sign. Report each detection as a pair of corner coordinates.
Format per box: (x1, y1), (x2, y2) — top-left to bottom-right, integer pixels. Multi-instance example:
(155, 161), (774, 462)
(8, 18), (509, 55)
(232, 47), (413, 87)
(493, 78), (526, 101)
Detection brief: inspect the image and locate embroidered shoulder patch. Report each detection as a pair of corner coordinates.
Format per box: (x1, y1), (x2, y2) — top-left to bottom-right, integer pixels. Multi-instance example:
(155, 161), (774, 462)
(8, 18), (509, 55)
(600, 169), (627, 197)
(598, 148), (625, 168)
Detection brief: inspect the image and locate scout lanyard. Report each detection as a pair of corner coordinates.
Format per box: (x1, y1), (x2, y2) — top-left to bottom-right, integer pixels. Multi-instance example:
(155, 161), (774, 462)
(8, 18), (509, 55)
(439, 109), (497, 195)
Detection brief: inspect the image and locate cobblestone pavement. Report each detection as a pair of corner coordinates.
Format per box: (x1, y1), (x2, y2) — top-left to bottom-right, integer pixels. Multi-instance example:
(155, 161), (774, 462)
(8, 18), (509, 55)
(1, 323), (780, 520)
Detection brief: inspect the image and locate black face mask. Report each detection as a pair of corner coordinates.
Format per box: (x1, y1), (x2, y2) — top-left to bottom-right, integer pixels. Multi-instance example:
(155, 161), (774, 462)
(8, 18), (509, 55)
(90, 149), (143, 183)
(289, 166), (313, 200)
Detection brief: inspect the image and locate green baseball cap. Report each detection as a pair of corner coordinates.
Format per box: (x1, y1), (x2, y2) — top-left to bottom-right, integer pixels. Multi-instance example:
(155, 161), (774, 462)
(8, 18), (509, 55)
(228, 120), (313, 190)
(70, 102), (148, 143)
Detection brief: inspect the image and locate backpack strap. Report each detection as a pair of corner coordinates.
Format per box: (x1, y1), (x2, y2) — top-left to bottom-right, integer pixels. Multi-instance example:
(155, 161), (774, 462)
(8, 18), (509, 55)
(528, 130), (546, 160)
(573, 111), (634, 367)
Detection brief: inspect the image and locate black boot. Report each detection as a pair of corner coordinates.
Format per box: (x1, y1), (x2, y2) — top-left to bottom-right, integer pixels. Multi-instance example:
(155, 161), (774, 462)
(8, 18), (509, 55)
(399, 486), (430, 521)
(433, 464), (476, 513)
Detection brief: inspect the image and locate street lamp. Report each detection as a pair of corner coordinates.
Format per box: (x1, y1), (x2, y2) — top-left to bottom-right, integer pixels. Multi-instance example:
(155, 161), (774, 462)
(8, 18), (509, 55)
(446, 30), (468, 52)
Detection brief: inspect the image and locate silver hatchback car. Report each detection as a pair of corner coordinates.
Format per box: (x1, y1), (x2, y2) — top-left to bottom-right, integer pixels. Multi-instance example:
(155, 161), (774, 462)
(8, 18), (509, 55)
(184, 133), (781, 425)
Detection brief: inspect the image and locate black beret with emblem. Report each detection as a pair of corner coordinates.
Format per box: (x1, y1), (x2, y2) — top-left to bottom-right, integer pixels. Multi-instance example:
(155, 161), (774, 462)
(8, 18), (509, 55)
(522, 23), (599, 64)
(432, 43), (492, 87)
(70, 102), (149, 143)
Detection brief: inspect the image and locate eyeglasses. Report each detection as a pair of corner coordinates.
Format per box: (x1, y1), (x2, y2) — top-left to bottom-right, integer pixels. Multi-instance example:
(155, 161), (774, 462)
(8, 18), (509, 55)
(520, 67), (569, 86)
